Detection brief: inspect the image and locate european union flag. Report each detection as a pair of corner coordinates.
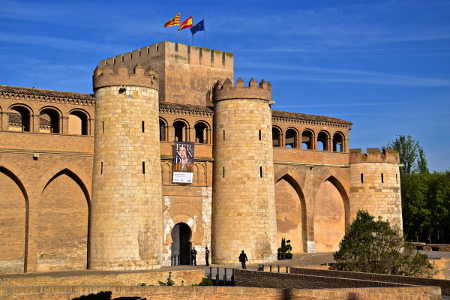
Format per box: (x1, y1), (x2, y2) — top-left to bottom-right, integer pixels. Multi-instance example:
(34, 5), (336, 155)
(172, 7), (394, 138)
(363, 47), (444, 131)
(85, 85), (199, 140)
(190, 19), (205, 35)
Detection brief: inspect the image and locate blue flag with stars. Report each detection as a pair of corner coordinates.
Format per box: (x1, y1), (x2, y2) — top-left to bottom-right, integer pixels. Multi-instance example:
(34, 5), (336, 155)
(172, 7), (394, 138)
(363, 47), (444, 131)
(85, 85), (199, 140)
(190, 19), (205, 35)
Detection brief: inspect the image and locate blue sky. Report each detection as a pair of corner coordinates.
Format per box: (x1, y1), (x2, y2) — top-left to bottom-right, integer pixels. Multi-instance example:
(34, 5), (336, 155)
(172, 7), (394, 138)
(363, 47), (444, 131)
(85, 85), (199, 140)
(1, 0), (449, 172)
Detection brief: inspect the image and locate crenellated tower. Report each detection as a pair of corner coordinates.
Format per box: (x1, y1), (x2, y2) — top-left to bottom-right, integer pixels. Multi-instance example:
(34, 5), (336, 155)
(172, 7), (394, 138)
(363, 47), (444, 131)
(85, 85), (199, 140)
(90, 63), (163, 270)
(211, 78), (278, 264)
(349, 148), (403, 231)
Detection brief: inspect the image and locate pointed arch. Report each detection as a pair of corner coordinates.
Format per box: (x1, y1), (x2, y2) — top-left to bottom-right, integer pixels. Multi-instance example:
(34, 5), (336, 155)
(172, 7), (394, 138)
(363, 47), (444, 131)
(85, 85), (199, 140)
(314, 176), (349, 252)
(275, 174), (307, 252)
(0, 167), (29, 273)
(38, 169), (90, 271)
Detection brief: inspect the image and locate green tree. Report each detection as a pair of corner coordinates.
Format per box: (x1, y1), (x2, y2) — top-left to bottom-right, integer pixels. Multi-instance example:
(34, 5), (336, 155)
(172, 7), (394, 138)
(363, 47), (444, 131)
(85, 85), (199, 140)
(331, 210), (434, 277)
(385, 135), (429, 176)
(402, 172), (450, 243)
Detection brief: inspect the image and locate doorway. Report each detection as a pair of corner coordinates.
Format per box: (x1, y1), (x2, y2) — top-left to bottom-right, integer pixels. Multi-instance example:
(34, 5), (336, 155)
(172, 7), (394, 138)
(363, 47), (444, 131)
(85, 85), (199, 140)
(171, 223), (192, 265)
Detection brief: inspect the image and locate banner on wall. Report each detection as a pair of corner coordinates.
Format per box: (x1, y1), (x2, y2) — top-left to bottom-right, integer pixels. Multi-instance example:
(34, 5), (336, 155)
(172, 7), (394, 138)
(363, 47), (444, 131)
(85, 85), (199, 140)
(173, 141), (195, 183)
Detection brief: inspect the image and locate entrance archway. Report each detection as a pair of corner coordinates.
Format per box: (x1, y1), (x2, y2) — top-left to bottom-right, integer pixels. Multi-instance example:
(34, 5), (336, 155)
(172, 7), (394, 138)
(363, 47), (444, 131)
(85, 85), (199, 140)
(171, 223), (192, 265)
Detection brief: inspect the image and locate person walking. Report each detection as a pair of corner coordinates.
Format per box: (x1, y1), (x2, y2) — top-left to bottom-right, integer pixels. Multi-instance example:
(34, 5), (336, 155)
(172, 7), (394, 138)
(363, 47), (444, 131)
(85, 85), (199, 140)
(191, 247), (197, 266)
(205, 246), (210, 266)
(239, 250), (248, 270)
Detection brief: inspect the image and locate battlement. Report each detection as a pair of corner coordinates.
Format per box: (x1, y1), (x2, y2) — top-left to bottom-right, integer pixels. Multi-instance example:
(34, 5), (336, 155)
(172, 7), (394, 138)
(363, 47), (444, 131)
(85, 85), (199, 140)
(212, 78), (273, 103)
(93, 64), (158, 90)
(349, 148), (400, 164)
(98, 41), (234, 71)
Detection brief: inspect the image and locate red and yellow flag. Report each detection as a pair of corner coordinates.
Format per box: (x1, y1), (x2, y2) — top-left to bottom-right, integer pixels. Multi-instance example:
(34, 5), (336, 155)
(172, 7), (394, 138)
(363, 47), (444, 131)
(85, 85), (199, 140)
(178, 16), (193, 31)
(164, 13), (180, 27)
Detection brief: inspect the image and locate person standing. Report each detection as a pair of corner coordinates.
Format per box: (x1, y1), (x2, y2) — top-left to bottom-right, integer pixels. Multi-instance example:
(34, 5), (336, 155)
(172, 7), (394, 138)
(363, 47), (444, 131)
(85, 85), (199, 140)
(191, 247), (197, 266)
(205, 247), (210, 266)
(239, 250), (248, 270)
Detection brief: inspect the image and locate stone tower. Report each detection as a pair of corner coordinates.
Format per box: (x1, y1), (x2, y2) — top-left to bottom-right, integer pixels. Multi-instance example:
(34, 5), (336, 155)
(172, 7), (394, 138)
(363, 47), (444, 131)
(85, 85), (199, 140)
(211, 78), (278, 264)
(90, 63), (163, 270)
(349, 148), (403, 231)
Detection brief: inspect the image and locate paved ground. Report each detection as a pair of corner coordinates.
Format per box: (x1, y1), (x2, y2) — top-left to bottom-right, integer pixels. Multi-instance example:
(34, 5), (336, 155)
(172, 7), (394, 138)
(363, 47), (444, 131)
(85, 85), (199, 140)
(1, 250), (447, 278)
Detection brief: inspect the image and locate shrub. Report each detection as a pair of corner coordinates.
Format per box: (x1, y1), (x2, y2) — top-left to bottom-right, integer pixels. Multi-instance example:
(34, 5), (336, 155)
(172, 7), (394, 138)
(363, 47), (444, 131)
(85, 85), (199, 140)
(331, 210), (434, 277)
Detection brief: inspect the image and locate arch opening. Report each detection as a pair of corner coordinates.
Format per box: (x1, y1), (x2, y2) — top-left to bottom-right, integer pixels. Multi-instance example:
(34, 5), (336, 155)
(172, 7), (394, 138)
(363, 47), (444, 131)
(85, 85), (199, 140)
(171, 223), (192, 265)
(302, 130), (313, 149)
(285, 129), (297, 148)
(173, 121), (188, 141)
(333, 132), (344, 152)
(9, 106), (31, 132)
(40, 108), (60, 134)
(317, 131), (329, 151)
(69, 111), (88, 135)
(159, 119), (167, 141)
(194, 122), (208, 144)
(272, 127), (281, 147)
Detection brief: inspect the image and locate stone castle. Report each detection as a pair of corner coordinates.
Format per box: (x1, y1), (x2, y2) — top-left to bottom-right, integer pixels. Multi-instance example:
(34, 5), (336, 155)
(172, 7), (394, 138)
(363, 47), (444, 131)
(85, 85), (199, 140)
(0, 41), (402, 273)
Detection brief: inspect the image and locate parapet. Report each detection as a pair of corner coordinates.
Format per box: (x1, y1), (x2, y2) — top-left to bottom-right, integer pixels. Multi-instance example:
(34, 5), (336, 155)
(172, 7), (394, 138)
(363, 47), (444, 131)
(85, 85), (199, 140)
(212, 78), (273, 103)
(97, 41), (234, 72)
(93, 64), (158, 91)
(349, 148), (400, 164)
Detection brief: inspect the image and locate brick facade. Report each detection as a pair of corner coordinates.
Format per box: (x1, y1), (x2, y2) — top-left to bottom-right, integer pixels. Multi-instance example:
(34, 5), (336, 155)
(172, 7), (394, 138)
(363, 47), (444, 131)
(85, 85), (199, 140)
(0, 40), (402, 274)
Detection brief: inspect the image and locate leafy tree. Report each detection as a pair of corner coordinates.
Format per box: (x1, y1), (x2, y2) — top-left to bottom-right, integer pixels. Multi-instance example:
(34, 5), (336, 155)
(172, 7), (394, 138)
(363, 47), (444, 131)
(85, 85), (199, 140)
(385, 135), (429, 176)
(331, 210), (434, 277)
(402, 172), (450, 243)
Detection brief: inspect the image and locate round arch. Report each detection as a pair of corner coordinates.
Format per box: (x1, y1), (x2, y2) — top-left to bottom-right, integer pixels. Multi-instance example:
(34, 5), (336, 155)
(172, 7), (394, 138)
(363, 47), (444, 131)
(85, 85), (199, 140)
(39, 106), (62, 134)
(172, 119), (190, 142)
(301, 129), (315, 150)
(317, 130), (330, 151)
(194, 121), (211, 144)
(332, 131), (345, 152)
(8, 104), (33, 132)
(285, 127), (299, 148)
(272, 126), (282, 147)
(68, 109), (90, 135)
(159, 117), (169, 141)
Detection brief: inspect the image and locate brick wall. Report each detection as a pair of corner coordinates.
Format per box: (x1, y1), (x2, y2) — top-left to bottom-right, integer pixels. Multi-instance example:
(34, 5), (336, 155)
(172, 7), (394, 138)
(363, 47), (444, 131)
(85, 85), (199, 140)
(0, 269), (204, 287)
(290, 267), (450, 295)
(0, 285), (441, 300)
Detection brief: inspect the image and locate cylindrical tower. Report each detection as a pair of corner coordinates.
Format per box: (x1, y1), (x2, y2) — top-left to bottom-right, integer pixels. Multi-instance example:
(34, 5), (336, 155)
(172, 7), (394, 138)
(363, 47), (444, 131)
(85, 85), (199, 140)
(89, 64), (163, 270)
(349, 148), (403, 231)
(212, 78), (278, 264)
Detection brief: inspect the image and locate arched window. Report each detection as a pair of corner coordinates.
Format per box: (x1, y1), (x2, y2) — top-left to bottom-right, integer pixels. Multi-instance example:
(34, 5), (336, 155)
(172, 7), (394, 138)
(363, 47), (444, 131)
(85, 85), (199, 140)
(40, 108), (60, 134)
(285, 128), (298, 148)
(160, 118), (168, 141)
(272, 127), (281, 147)
(317, 131), (329, 151)
(333, 132), (344, 152)
(69, 110), (89, 135)
(194, 122), (209, 144)
(173, 120), (188, 141)
(302, 130), (313, 149)
(9, 106), (31, 132)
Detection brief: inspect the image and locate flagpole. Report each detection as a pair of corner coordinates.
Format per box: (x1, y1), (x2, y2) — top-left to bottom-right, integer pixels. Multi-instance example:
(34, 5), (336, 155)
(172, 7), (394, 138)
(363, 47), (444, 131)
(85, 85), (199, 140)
(204, 17), (206, 48)
(191, 14), (194, 45)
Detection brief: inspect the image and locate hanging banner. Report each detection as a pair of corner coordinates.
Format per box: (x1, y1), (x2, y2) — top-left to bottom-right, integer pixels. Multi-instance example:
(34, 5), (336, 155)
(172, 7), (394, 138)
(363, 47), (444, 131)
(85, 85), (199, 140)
(173, 141), (195, 183)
